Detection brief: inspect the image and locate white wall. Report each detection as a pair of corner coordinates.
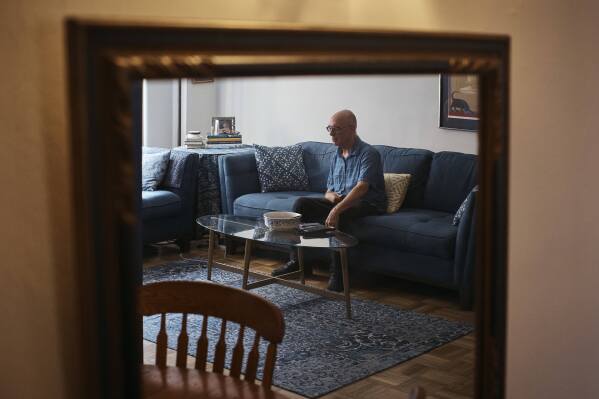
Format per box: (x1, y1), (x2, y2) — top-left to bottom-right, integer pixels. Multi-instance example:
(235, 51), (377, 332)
(142, 79), (180, 148)
(180, 78), (217, 142)
(146, 78), (218, 147)
(215, 75), (478, 153)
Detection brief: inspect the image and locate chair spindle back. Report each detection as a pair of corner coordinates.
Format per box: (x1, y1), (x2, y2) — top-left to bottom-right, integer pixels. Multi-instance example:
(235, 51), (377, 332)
(140, 281), (285, 389)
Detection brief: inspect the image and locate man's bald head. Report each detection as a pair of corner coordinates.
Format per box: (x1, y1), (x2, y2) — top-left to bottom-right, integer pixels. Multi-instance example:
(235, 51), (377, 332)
(331, 110), (357, 132)
(328, 109), (358, 149)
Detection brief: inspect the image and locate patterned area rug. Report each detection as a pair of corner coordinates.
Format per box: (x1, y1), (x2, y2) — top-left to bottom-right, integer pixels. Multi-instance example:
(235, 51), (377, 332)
(143, 259), (472, 398)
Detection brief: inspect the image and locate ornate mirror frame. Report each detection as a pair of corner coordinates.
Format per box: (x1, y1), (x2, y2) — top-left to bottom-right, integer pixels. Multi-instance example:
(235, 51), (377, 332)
(66, 19), (509, 399)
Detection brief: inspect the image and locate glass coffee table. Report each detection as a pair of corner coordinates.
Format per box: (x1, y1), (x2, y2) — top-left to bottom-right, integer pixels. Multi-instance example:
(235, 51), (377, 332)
(197, 214), (358, 318)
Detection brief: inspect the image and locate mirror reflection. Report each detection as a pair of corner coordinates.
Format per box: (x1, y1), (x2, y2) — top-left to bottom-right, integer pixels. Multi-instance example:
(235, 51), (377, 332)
(140, 74), (478, 399)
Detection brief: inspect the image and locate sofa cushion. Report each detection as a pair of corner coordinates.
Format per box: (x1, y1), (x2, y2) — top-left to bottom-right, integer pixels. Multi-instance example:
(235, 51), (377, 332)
(374, 146), (434, 208)
(254, 144), (310, 192)
(142, 150), (170, 191)
(299, 142), (337, 192)
(234, 191), (323, 218)
(423, 151), (477, 213)
(345, 208), (457, 260)
(141, 190), (181, 220)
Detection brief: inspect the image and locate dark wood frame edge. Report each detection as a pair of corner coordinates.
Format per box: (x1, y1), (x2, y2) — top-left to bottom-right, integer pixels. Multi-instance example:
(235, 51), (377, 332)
(66, 19), (509, 399)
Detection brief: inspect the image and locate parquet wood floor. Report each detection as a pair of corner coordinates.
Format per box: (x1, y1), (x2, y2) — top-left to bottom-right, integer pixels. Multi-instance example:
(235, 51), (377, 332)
(142, 240), (474, 399)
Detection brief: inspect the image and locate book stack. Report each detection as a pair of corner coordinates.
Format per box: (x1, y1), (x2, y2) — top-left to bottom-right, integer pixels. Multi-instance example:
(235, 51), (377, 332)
(207, 133), (242, 145)
(184, 131), (206, 149)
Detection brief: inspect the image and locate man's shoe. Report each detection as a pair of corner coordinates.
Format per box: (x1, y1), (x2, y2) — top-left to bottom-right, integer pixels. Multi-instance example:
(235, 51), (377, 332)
(327, 263), (344, 292)
(271, 260), (299, 277)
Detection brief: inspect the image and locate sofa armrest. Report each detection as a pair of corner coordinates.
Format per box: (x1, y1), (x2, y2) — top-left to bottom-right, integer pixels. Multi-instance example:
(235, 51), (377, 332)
(164, 151), (199, 236)
(218, 152), (261, 214)
(454, 190), (477, 308)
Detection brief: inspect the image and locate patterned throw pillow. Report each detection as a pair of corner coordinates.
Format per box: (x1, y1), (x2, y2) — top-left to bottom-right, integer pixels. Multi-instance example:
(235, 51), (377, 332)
(141, 150), (170, 191)
(383, 173), (411, 213)
(453, 185), (479, 225)
(253, 144), (310, 192)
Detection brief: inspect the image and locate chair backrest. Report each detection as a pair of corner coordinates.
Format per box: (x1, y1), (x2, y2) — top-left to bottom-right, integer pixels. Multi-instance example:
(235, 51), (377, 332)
(409, 386), (427, 399)
(139, 281), (285, 389)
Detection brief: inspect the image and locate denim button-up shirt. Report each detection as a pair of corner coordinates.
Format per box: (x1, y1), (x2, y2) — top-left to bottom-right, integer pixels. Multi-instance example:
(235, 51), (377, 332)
(326, 137), (387, 212)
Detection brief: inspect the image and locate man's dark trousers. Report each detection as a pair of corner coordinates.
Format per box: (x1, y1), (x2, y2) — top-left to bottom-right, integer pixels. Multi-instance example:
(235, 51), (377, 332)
(290, 197), (379, 286)
(293, 197), (379, 228)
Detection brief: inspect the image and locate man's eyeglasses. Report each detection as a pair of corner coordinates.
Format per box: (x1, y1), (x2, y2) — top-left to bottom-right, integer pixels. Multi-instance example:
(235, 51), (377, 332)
(326, 125), (345, 133)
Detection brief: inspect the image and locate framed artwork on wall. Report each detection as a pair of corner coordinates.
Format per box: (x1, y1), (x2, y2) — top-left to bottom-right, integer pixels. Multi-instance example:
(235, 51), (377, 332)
(439, 74), (479, 131)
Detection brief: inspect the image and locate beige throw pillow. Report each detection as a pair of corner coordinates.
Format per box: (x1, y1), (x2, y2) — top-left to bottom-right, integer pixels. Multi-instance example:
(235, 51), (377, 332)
(384, 173), (411, 213)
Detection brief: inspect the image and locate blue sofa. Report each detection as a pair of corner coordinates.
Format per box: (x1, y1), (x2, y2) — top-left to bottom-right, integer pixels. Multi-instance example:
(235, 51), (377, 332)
(218, 142), (477, 307)
(142, 147), (199, 251)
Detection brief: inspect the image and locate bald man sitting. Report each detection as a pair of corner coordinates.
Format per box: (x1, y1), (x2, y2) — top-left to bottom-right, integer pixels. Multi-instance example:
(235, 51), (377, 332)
(271, 110), (387, 291)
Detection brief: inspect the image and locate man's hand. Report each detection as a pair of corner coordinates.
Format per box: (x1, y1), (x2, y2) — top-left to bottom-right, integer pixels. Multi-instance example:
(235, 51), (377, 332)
(325, 206), (341, 228)
(325, 181), (370, 228)
(325, 191), (343, 204)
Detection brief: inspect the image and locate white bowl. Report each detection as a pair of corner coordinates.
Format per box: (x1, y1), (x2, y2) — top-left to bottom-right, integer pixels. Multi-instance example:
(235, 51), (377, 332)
(263, 211), (302, 231)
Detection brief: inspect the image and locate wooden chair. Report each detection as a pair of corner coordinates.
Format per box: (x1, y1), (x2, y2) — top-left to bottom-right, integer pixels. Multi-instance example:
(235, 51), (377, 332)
(139, 280), (285, 389)
(408, 386), (426, 399)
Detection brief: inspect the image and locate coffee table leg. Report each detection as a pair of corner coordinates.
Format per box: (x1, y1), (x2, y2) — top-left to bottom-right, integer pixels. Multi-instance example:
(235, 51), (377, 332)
(340, 248), (351, 319)
(207, 230), (215, 281)
(242, 239), (253, 289)
(297, 247), (305, 285)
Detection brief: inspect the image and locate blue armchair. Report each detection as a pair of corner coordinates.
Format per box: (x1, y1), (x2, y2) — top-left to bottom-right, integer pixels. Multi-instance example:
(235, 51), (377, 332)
(142, 147), (199, 251)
